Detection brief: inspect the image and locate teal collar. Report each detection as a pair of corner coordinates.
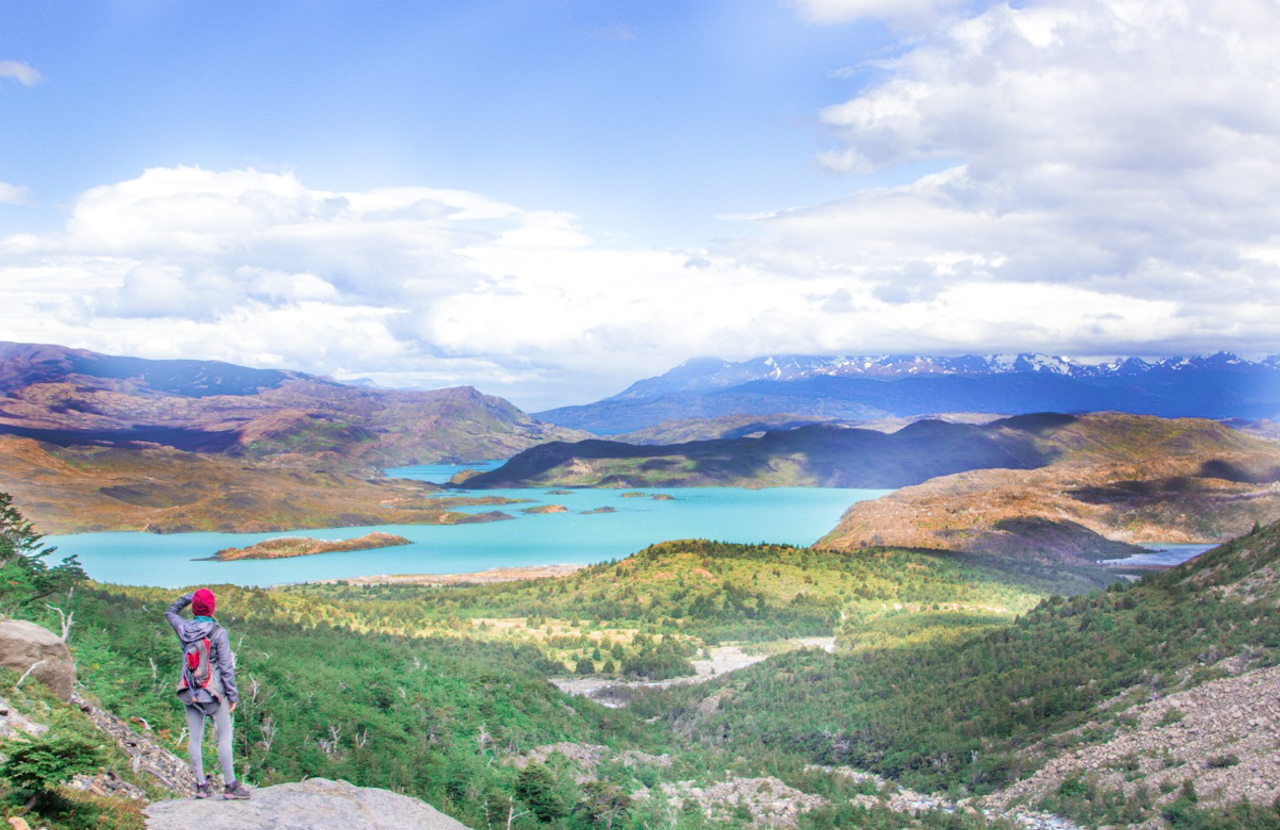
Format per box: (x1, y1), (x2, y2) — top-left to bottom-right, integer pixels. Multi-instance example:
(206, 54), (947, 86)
(193, 615), (216, 623)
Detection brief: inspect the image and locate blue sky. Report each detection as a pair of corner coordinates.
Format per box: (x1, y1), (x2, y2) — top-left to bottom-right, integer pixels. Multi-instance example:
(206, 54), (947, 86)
(3, 1), (893, 243)
(3, 0), (1280, 410)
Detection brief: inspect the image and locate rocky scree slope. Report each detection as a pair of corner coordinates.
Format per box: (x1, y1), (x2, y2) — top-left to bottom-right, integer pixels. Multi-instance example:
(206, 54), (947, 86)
(979, 520), (1280, 820)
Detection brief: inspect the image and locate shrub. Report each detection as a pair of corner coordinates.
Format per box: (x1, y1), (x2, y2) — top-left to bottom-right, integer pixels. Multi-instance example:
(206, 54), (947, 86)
(1, 732), (104, 810)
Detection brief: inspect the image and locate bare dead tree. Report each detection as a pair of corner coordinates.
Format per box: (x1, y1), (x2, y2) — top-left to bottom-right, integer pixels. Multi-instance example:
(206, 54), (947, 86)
(316, 723), (343, 757)
(15, 659), (47, 689)
(258, 715), (277, 752)
(484, 796), (529, 830)
(44, 600), (73, 641)
(506, 798), (530, 830)
(475, 723), (493, 754)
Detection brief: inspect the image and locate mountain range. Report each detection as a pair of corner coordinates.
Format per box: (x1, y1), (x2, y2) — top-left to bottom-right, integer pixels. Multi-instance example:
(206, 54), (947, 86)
(0, 341), (584, 466)
(6, 340), (1280, 545)
(535, 352), (1280, 433)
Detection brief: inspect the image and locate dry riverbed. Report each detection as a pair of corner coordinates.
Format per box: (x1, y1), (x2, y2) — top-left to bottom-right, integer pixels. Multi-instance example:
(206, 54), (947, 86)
(550, 637), (836, 704)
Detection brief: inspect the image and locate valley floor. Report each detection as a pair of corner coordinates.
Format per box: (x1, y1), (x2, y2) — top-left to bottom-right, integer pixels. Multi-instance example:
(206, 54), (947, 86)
(549, 636), (836, 701)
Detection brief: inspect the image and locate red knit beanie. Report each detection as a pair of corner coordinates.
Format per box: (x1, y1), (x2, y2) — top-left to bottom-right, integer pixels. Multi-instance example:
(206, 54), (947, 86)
(192, 588), (216, 617)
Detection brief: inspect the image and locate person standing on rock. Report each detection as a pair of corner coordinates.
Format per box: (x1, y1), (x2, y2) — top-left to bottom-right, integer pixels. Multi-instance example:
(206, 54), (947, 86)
(165, 589), (251, 800)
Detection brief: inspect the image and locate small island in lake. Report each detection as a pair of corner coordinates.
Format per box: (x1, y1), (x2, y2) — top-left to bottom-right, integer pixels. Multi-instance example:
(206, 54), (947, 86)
(207, 531), (413, 561)
(522, 504), (569, 514)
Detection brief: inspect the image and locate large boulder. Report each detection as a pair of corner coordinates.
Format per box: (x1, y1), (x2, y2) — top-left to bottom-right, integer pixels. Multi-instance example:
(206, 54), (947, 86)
(144, 778), (473, 830)
(0, 619), (74, 702)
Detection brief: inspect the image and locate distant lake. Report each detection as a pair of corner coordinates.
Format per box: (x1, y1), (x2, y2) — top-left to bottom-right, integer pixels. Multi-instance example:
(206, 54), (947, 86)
(50, 464), (894, 588)
(1102, 543), (1215, 568)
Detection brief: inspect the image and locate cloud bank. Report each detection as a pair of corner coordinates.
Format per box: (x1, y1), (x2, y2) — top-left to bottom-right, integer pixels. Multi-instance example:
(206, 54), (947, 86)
(2, 0), (1278, 409)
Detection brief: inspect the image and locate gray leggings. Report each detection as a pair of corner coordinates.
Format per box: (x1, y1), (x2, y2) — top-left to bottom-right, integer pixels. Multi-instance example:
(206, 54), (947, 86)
(184, 700), (235, 784)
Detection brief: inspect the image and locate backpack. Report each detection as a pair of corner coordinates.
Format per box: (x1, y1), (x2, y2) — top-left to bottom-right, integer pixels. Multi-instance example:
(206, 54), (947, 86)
(176, 625), (223, 713)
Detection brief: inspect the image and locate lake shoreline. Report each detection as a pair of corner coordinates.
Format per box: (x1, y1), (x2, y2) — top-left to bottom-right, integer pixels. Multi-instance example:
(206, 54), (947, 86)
(292, 562), (589, 587)
(52, 484), (890, 588)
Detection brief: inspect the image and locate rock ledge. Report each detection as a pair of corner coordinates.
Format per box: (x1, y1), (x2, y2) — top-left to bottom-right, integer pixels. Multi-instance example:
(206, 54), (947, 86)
(144, 777), (472, 830)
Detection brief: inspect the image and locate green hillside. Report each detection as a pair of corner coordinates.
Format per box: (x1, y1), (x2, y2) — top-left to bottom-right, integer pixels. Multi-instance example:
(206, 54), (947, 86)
(7, 489), (1280, 830)
(633, 521), (1280, 827)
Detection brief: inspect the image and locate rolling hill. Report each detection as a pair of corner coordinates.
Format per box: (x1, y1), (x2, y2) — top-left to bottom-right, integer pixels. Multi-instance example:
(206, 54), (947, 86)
(818, 413), (1280, 559)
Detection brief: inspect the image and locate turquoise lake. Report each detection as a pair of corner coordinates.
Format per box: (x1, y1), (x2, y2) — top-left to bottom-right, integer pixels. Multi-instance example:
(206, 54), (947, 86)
(49, 463), (894, 588)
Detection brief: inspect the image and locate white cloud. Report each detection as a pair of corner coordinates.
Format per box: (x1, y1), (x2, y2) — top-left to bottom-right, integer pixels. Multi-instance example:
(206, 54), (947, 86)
(0, 60), (43, 86)
(788, 0), (977, 26)
(753, 0), (1280, 340)
(94, 264), (230, 320)
(0, 182), (27, 204)
(3, 0), (1280, 410)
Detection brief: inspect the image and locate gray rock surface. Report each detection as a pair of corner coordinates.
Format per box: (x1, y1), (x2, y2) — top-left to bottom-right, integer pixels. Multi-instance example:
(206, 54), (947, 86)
(0, 619), (74, 701)
(0, 693), (49, 738)
(144, 778), (473, 830)
(72, 693), (189, 797)
(985, 661), (1280, 814)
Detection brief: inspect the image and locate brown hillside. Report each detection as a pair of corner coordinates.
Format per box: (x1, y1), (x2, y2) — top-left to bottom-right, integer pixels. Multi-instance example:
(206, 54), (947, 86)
(0, 435), (518, 534)
(0, 341), (587, 467)
(818, 414), (1280, 559)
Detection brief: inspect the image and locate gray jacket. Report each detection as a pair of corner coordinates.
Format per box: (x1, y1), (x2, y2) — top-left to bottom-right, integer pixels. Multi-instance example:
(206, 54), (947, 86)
(165, 593), (238, 706)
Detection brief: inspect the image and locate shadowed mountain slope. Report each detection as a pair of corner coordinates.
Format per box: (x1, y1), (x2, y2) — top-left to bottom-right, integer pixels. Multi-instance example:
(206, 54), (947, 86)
(456, 416), (1061, 489)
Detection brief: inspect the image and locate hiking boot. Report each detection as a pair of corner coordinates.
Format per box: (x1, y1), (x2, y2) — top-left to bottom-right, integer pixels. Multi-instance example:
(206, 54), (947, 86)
(195, 779), (212, 799)
(223, 780), (251, 800)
